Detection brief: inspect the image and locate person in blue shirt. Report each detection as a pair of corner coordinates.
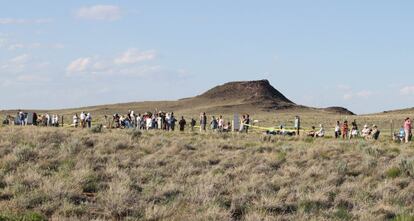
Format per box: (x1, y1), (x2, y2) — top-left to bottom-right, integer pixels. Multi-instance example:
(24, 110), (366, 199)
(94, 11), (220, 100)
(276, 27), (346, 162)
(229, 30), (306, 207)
(399, 126), (406, 142)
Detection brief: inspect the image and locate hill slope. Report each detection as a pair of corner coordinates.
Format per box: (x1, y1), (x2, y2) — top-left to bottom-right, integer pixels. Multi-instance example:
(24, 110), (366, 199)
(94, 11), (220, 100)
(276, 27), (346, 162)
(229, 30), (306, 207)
(1, 79), (354, 116)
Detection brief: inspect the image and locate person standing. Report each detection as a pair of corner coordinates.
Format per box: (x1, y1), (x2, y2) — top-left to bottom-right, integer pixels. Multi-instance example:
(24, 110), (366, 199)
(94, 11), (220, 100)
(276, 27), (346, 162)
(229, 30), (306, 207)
(404, 117), (412, 143)
(179, 116), (186, 131)
(157, 113), (163, 130)
(190, 118), (196, 131)
(73, 114), (79, 128)
(294, 116), (301, 136)
(210, 116), (218, 131)
(54, 115), (59, 127)
(218, 116), (224, 132)
(335, 121), (341, 139)
(45, 113), (51, 127)
(165, 113), (171, 131)
(52, 114), (56, 127)
(170, 113), (177, 131)
(19, 111), (25, 126)
(33, 113), (38, 126)
(80, 112), (86, 128)
(341, 120), (349, 139)
(86, 113), (92, 128)
(135, 114), (141, 129)
(130, 111), (136, 127)
(200, 112), (207, 131)
(245, 114), (250, 133)
(350, 120), (359, 139)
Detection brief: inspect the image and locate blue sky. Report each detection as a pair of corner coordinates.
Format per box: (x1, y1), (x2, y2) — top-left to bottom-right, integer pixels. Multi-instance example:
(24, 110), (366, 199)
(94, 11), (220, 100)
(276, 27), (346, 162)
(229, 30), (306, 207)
(1, 0), (414, 114)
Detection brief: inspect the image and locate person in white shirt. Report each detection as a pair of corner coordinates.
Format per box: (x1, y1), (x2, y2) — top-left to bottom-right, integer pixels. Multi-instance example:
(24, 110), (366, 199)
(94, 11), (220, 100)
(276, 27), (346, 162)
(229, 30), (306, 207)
(146, 116), (152, 130)
(85, 113), (92, 128)
(80, 112), (86, 128)
(45, 113), (50, 127)
(73, 114), (79, 128)
(361, 125), (371, 138)
(157, 114), (162, 130)
(218, 115), (224, 132)
(51, 115), (55, 126)
(130, 111), (135, 127)
(136, 114), (142, 129)
(334, 121), (341, 139)
(315, 124), (325, 137)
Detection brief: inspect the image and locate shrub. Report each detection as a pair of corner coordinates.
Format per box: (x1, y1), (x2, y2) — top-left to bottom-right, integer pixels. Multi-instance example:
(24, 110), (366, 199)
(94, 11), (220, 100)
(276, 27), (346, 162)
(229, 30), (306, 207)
(129, 130), (142, 141)
(81, 175), (100, 193)
(14, 145), (38, 162)
(334, 207), (352, 220)
(90, 124), (103, 133)
(399, 158), (414, 177)
(386, 167), (401, 179)
(115, 141), (130, 150)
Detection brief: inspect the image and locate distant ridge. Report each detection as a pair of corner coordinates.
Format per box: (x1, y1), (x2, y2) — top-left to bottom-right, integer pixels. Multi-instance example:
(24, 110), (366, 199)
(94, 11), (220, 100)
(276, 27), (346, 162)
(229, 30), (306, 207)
(1, 79), (355, 116)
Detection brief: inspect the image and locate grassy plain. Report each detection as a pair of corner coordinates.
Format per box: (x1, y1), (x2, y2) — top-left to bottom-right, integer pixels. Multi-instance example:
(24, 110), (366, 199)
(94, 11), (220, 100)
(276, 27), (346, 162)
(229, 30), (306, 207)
(1, 121), (414, 220)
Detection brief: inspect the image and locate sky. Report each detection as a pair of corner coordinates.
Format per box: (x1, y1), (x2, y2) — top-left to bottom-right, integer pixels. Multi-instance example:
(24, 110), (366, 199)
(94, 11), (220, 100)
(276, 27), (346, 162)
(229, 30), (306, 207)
(1, 0), (414, 114)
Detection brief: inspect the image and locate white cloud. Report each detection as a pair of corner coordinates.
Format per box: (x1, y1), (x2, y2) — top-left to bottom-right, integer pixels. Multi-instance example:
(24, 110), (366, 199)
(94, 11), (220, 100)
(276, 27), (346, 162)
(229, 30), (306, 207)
(0, 18), (53, 25)
(343, 93), (353, 100)
(337, 84), (351, 91)
(0, 54), (50, 76)
(65, 49), (187, 80)
(356, 90), (373, 98)
(117, 65), (162, 76)
(114, 48), (156, 65)
(400, 86), (414, 96)
(0, 38), (8, 48)
(66, 57), (92, 74)
(52, 43), (65, 49)
(35, 62), (51, 69)
(75, 5), (121, 21)
(17, 74), (50, 82)
(343, 90), (374, 100)
(7, 43), (25, 50)
(10, 54), (31, 64)
(0, 37), (64, 50)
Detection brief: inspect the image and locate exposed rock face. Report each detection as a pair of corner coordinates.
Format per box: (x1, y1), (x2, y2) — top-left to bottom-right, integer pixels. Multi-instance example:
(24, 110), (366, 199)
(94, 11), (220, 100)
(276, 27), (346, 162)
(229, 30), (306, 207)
(198, 79), (294, 104)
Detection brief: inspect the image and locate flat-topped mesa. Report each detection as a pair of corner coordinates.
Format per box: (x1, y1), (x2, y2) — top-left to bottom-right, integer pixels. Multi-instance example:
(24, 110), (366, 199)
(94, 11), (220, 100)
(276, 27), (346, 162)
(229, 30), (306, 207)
(197, 79), (294, 104)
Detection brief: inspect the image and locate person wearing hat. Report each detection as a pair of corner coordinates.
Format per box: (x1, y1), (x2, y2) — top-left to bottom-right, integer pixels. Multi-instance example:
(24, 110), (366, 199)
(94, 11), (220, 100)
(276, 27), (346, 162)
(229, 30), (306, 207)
(361, 124), (372, 138)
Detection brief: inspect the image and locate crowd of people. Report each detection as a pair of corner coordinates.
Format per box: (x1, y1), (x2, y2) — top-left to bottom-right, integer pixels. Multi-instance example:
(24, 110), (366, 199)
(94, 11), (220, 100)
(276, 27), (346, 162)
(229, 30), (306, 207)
(3, 110), (414, 143)
(306, 120), (381, 140)
(394, 117), (412, 143)
(84, 111), (248, 133)
(72, 112), (92, 128)
(2, 111), (62, 127)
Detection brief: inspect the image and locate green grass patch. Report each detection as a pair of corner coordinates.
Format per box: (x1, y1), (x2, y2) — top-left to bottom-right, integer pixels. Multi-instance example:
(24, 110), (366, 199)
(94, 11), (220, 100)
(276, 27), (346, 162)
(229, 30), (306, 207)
(333, 207), (352, 220)
(386, 167), (401, 179)
(392, 214), (414, 221)
(0, 212), (46, 221)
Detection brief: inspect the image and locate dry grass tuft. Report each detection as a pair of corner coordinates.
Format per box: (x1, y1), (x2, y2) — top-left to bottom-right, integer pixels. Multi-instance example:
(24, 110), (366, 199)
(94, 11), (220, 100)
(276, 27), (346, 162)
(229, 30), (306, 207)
(0, 127), (414, 220)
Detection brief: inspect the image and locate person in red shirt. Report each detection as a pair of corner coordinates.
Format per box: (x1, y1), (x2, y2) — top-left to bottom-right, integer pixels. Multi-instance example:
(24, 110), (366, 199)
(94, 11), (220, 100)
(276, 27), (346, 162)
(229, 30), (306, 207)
(341, 120), (349, 139)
